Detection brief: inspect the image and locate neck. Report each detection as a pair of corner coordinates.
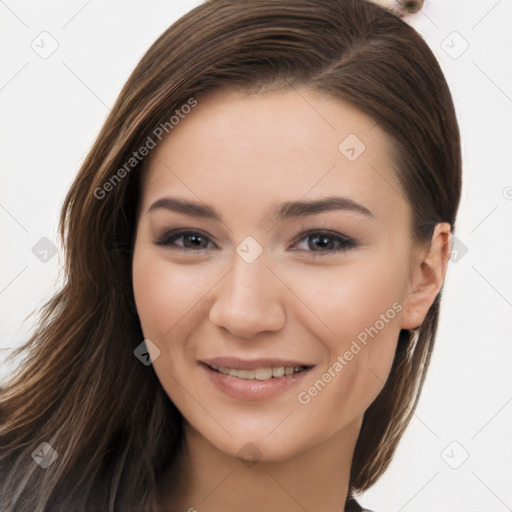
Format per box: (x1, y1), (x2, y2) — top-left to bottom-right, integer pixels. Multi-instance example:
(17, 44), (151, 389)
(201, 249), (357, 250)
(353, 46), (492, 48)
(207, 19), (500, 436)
(157, 417), (362, 512)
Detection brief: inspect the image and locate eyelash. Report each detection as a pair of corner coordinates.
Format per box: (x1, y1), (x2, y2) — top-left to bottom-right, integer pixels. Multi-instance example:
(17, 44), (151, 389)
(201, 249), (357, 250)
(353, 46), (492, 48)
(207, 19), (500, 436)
(154, 228), (358, 257)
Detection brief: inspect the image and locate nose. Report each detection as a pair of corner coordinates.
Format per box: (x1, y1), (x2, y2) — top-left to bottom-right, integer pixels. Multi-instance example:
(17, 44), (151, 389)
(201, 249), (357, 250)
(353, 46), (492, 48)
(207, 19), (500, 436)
(208, 250), (286, 339)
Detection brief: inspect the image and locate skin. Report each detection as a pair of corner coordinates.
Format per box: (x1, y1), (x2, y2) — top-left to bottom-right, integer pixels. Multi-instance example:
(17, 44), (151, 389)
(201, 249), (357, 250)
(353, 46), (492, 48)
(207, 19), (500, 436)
(132, 88), (451, 512)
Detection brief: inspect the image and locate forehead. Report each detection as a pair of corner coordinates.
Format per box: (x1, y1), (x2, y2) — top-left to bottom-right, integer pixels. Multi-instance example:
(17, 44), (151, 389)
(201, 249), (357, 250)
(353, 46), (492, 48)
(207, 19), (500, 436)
(140, 88), (410, 227)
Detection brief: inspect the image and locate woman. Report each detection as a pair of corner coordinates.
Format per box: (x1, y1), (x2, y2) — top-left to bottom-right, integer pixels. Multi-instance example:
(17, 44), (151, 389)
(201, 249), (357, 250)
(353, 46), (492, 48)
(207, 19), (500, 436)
(0, 0), (462, 510)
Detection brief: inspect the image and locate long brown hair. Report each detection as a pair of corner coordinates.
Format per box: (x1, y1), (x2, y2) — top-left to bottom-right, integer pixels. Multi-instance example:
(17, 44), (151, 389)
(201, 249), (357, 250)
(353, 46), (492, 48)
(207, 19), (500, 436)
(0, 0), (462, 510)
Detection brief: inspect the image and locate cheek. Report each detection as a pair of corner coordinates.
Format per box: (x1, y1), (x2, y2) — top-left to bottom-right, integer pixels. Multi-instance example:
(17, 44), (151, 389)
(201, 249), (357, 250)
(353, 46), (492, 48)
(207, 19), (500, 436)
(290, 259), (405, 342)
(132, 249), (211, 344)
(289, 260), (404, 411)
(131, 252), (206, 402)
(132, 255), (177, 340)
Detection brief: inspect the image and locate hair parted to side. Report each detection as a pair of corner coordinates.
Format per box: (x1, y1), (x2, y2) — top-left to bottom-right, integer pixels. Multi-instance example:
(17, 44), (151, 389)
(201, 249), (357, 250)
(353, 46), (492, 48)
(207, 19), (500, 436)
(0, 0), (462, 510)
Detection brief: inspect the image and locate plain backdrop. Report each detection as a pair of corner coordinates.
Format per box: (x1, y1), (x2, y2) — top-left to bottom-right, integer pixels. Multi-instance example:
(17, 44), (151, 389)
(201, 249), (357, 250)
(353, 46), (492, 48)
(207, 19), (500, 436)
(1, 1), (511, 510)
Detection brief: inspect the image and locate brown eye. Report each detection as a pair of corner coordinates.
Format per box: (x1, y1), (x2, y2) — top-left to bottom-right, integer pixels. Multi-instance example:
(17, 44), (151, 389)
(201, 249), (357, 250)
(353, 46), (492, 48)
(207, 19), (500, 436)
(154, 230), (217, 251)
(291, 230), (358, 257)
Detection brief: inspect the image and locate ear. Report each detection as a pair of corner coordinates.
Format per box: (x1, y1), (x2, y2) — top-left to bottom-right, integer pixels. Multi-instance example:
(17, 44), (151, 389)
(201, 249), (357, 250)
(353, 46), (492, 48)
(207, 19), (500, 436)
(401, 222), (452, 330)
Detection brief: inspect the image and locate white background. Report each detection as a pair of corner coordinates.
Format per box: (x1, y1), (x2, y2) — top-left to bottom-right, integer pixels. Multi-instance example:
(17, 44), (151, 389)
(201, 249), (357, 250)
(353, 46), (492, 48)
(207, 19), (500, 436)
(1, 1), (511, 510)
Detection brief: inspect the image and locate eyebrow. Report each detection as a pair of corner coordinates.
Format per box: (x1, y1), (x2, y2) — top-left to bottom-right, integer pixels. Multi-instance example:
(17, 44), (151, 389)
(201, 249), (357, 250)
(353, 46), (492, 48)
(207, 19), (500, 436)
(147, 195), (374, 223)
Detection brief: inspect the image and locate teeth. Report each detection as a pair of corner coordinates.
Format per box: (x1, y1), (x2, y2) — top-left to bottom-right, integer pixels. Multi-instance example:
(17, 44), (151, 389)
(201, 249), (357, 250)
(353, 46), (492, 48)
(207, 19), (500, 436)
(210, 364), (307, 381)
(272, 366), (284, 378)
(255, 368), (272, 380)
(238, 369), (255, 379)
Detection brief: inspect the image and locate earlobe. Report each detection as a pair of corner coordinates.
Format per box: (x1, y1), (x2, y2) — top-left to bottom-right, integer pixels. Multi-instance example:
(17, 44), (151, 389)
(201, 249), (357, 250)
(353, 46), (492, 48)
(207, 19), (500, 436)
(401, 222), (452, 330)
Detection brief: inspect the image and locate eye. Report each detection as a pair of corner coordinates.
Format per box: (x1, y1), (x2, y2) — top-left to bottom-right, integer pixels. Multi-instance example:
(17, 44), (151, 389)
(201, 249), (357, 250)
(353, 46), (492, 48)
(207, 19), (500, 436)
(154, 228), (357, 257)
(154, 229), (217, 252)
(290, 230), (358, 257)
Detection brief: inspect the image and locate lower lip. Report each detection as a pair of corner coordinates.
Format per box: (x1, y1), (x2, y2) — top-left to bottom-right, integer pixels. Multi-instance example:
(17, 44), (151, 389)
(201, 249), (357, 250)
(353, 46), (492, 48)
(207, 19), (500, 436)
(200, 363), (313, 401)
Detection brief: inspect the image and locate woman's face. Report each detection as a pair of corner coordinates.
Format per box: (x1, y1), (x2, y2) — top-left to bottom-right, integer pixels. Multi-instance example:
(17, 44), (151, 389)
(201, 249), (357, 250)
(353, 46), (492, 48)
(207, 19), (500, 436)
(132, 88), (430, 462)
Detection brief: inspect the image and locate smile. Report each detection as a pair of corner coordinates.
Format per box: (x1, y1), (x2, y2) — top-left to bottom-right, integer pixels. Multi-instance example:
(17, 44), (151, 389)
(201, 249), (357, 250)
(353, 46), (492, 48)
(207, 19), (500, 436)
(200, 357), (315, 400)
(207, 364), (309, 381)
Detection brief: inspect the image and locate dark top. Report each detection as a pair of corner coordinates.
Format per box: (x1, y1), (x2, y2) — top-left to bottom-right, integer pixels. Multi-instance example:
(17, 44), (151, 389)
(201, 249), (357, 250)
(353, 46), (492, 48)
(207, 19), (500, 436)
(346, 497), (374, 511)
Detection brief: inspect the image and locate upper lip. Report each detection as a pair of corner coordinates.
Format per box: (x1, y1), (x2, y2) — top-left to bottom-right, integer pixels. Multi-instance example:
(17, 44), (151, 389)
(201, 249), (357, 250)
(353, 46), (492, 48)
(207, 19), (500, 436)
(201, 357), (314, 370)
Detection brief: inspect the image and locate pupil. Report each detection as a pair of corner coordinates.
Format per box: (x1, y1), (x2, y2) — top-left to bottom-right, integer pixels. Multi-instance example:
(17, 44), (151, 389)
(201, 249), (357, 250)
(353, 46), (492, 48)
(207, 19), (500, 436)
(311, 235), (333, 251)
(186, 235), (204, 248)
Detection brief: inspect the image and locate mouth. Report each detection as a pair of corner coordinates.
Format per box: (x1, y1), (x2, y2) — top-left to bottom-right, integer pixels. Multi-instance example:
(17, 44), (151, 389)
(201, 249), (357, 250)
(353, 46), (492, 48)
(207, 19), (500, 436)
(204, 363), (312, 381)
(199, 357), (315, 401)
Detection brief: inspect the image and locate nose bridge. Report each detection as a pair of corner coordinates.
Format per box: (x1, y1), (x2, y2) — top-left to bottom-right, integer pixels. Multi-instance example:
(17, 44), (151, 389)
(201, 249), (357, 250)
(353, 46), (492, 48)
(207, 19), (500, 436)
(208, 246), (285, 338)
(230, 249), (269, 305)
